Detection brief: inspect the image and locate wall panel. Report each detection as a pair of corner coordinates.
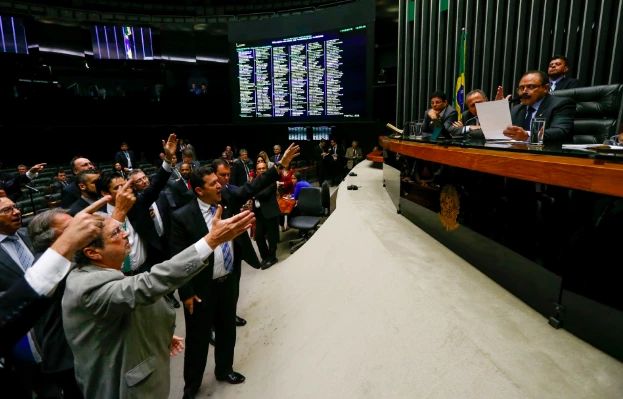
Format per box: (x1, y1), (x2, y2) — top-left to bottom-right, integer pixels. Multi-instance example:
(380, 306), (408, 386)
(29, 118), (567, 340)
(396, 0), (623, 122)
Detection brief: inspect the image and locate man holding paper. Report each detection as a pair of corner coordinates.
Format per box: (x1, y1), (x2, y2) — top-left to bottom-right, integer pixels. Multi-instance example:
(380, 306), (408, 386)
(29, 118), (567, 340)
(502, 71), (575, 142)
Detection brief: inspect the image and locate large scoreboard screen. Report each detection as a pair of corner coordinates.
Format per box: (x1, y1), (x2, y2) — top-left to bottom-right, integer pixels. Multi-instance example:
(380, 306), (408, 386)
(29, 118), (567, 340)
(233, 25), (369, 121)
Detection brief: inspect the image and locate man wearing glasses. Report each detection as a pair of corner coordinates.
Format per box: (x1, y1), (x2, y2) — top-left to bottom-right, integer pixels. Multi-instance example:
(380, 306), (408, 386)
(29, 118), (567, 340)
(502, 70), (575, 142)
(422, 91), (459, 135)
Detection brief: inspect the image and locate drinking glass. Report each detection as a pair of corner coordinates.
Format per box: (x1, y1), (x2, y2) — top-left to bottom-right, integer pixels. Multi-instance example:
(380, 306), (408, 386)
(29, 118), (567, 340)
(530, 118), (546, 145)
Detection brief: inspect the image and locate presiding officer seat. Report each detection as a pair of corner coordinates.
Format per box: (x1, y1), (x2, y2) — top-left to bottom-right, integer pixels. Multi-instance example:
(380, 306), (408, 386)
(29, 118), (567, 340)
(553, 84), (623, 144)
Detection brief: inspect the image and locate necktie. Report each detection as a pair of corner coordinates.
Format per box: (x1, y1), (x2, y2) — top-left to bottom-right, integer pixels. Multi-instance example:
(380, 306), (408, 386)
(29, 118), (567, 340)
(208, 206), (233, 272)
(5, 235), (34, 271)
(275, 154), (280, 162)
(186, 180), (191, 189)
(243, 163), (249, 181)
(523, 106), (535, 132)
(549, 81), (556, 93)
(121, 221), (132, 273)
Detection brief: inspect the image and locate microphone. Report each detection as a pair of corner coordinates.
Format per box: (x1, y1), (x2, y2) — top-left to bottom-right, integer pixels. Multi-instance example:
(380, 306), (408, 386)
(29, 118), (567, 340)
(24, 184), (40, 193)
(508, 95), (524, 104)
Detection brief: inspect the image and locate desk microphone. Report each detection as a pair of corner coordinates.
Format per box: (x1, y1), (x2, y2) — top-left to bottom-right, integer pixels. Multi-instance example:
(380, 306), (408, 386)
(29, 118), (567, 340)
(24, 184), (40, 193)
(508, 95), (524, 104)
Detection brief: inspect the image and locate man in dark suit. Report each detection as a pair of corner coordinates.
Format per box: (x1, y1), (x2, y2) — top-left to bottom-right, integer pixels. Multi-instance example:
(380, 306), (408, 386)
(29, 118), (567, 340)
(168, 162), (194, 208)
(422, 91), (459, 135)
(252, 161), (280, 269)
(67, 169), (105, 216)
(130, 168), (180, 308)
(0, 163), (46, 202)
(50, 169), (68, 194)
(114, 142), (136, 172)
(0, 196), (58, 398)
(170, 144), (299, 399)
(61, 156), (94, 208)
(270, 145), (282, 163)
(0, 205), (106, 355)
(313, 140), (329, 184)
(503, 70), (576, 142)
(97, 134), (177, 275)
(230, 149), (253, 187)
(449, 89), (489, 137)
(548, 55), (581, 92)
(328, 139), (346, 185)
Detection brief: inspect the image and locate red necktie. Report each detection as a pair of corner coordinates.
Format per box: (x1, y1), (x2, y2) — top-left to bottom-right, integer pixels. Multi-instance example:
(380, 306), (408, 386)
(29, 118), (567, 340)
(187, 181), (191, 189)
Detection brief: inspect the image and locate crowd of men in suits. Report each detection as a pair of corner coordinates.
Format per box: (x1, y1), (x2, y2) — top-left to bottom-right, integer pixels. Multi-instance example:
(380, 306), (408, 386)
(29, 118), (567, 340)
(0, 133), (302, 399)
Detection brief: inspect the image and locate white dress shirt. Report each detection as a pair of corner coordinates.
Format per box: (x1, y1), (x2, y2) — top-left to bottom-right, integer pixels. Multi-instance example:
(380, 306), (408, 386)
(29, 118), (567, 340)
(151, 202), (164, 237)
(197, 198), (233, 279)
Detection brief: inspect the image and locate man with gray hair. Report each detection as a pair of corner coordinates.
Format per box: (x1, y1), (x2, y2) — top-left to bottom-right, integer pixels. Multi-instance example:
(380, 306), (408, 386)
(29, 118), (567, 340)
(62, 205), (255, 398)
(270, 144), (282, 163)
(345, 141), (363, 170)
(449, 89), (489, 136)
(230, 148), (253, 187)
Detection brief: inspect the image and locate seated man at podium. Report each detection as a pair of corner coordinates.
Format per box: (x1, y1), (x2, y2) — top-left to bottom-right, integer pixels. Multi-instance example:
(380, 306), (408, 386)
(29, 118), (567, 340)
(448, 89), (489, 137)
(422, 91), (458, 135)
(501, 70), (575, 142)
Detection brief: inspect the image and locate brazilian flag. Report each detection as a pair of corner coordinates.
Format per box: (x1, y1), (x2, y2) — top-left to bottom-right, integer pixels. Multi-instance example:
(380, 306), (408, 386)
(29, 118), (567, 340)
(454, 31), (466, 120)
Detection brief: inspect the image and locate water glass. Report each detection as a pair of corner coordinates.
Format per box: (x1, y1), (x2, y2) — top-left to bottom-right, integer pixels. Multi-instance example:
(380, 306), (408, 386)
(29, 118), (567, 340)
(530, 118), (546, 145)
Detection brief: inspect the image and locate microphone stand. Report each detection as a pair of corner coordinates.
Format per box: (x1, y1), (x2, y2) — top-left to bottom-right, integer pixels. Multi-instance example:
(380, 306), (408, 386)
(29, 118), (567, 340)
(23, 185), (39, 215)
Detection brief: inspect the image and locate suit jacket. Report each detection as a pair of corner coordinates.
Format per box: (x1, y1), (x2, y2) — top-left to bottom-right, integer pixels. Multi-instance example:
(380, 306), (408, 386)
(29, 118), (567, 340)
(0, 173), (31, 202)
(447, 110), (481, 136)
(230, 158), (253, 187)
(114, 150), (137, 170)
(170, 168), (280, 301)
(67, 197), (106, 216)
(50, 179), (68, 194)
(270, 154), (283, 163)
(0, 230), (33, 292)
(60, 181), (82, 209)
(552, 77), (581, 91)
(313, 145), (327, 162)
(345, 147), (363, 169)
(62, 245), (208, 399)
(167, 178), (193, 208)
(422, 105), (459, 133)
(0, 277), (50, 357)
(254, 182), (280, 219)
(510, 94), (575, 142)
(126, 166), (172, 266)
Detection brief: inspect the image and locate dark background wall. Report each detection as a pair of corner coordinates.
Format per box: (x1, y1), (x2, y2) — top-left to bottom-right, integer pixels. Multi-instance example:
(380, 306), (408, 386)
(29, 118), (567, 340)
(396, 0), (623, 126)
(0, 0), (400, 168)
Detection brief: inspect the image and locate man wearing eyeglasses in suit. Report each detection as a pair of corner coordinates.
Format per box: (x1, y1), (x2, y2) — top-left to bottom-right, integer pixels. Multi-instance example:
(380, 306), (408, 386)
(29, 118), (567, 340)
(502, 70), (575, 143)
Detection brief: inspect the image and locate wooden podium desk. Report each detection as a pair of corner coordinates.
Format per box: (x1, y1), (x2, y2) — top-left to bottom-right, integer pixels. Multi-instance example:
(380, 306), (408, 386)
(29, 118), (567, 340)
(380, 135), (623, 362)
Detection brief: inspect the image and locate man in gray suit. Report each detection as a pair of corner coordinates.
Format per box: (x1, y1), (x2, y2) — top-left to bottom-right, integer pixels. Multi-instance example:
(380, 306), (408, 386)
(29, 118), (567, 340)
(62, 202), (256, 398)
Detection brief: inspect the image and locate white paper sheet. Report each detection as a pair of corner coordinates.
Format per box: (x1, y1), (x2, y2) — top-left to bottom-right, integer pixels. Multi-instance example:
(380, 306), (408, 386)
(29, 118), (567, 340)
(475, 100), (513, 140)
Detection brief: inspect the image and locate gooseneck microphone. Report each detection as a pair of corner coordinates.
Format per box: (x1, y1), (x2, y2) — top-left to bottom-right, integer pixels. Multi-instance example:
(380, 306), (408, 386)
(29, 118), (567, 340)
(508, 95), (524, 104)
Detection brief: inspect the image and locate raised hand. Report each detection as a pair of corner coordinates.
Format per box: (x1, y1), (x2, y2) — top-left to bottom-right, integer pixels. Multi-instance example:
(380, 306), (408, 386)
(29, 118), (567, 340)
(29, 163), (47, 174)
(112, 179), (136, 219)
(279, 143), (301, 169)
(52, 198), (110, 260)
(162, 133), (178, 161)
(205, 206), (255, 250)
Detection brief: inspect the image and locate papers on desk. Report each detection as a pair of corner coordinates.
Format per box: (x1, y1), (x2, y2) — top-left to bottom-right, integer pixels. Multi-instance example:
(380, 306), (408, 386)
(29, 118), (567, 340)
(562, 144), (623, 152)
(475, 100), (513, 140)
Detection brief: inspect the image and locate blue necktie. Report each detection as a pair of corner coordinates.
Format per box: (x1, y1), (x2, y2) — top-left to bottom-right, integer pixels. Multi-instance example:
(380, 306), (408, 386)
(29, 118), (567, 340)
(523, 106), (535, 132)
(5, 235), (34, 271)
(208, 206), (234, 272)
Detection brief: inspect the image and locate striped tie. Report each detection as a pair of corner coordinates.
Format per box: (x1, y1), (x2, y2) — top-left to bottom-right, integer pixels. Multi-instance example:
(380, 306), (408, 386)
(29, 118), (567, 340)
(209, 206), (234, 272)
(5, 235), (34, 271)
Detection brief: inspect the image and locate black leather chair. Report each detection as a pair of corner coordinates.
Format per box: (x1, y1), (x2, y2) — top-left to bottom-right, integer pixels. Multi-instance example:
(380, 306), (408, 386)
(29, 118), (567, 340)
(553, 84), (623, 144)
(288, 187), (324, 254)
(321, 181), (331, 216)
